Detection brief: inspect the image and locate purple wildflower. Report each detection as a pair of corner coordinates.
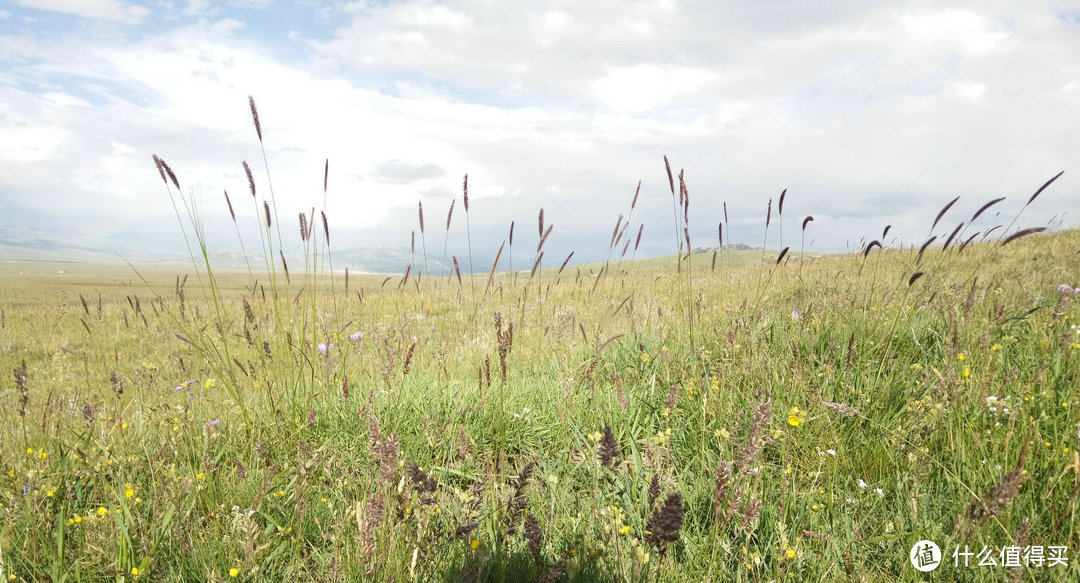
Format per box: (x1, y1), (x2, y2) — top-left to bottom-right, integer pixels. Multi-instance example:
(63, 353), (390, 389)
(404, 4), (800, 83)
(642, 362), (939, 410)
(1059, 284), (1073, 294)
(317, 342), (332, 356)
(349, 331), (363, 342)
(174, 380), (195, 396)
(792, 309), (801, 320)
(205, 419), (220, 429)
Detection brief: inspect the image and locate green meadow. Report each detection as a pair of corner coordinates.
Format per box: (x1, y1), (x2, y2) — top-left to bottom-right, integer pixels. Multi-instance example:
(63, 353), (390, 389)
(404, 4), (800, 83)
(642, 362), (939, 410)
(1, 115), (1078, 581)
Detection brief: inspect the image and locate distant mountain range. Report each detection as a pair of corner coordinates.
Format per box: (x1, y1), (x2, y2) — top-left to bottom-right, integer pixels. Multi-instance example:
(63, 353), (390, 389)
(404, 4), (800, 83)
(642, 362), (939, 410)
(0, 224), (502, 275)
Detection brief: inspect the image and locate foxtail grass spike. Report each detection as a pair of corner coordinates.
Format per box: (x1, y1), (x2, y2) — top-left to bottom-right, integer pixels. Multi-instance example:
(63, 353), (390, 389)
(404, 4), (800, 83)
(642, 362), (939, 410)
(248, 95), (262, 142)
(932, 196), (960, 231)
(1028, 170), (1063, 205)
(243, 161), (256, 197)
(971, 197), (1005, 223)
(777, 247), (789, 264)
(1001, 227), (1046, 246)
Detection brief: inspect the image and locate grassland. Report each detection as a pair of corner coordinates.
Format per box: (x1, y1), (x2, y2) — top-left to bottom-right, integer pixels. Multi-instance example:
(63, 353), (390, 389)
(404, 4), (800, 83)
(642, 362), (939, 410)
(2, 105), (1079, 581)
(2, 220), (1079, 582)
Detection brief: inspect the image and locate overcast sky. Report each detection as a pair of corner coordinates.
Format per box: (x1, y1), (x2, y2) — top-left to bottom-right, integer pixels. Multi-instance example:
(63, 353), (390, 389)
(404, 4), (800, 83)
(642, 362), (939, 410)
(1, 0), (1078, 267)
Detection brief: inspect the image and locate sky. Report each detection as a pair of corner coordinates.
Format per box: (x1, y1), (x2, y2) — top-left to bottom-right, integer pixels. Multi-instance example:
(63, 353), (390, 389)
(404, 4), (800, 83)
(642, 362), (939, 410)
(1, 0), (1078, 269)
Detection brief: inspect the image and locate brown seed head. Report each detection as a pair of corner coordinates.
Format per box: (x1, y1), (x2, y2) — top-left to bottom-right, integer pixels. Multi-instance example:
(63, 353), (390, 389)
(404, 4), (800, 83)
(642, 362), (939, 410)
(248, 95), (262, 142)
(224, 190), (236, 222)
(645, 492), (685, 554)
(160, 158), (180, 190)
(598, 425), (620, 469)
(243, 161), (256, 198)
(463, 173), (469, 211)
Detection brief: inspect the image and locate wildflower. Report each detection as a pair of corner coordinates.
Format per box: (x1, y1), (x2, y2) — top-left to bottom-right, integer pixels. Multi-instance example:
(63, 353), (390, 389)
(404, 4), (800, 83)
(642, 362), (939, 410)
(826, 449), (836, 456)
(125, 484), (135, 499)
(46, 489), (54, 497)
(787, 406), (805, 427)
(349, 331), (363, 341)
(121, 422), (128, 429)
(547, 474), (559, 485)
(205, 419), (220, 429)
(131, 567), (139, 576)
(858, 479), (867, 489)
(204, 379), (215, 389)
(38, 452), (47, 460)
(991, 344), (1001, 351)
(97, 506), (108, 516)
(957, 353), (966, 361)
(317, 342), (332, 356)
(874, 488), (883, 496)
(786, 548), (797, 559)
(792, 309), (801, 320)
(230, 567), (240, 577)
(1059, 283), (1073, 294)
(470, 538), (480, 550)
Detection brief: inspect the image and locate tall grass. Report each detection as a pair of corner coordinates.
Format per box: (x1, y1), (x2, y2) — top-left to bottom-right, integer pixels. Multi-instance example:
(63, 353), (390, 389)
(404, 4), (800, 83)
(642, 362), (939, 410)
(0, 101), (1077, 582)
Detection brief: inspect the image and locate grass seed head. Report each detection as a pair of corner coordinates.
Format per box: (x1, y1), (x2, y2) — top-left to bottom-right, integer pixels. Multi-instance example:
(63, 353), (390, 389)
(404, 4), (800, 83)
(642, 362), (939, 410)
(645, 491), (685, 554)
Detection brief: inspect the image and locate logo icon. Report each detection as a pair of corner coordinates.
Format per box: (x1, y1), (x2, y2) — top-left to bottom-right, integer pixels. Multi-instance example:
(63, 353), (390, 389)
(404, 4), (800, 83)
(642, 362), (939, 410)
(910, 540), (942, 572)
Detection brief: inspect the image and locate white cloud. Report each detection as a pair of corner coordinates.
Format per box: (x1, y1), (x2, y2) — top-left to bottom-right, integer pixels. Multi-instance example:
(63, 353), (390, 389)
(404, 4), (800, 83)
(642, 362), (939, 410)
(951, 81), (987, 100)
(1, 1), (1078, 261)
(590, 65), (714, 114)
(17, 0), (150, 25)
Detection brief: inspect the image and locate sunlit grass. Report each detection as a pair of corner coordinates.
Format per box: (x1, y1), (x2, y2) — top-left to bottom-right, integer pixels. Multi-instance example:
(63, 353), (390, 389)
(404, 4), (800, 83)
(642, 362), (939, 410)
(1, 104), (1077, 581)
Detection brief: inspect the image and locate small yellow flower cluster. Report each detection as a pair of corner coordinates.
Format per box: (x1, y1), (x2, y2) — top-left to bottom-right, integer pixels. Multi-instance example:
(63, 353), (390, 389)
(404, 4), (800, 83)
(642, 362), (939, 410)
(651, 428), (671, 446)
(787, 407), (806, 427)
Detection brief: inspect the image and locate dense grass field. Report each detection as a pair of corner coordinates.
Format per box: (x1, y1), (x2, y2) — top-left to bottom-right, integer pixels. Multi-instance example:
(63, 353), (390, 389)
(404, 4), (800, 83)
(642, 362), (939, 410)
(2, 102), (1079, 580)
(2, 222), (1078, 581)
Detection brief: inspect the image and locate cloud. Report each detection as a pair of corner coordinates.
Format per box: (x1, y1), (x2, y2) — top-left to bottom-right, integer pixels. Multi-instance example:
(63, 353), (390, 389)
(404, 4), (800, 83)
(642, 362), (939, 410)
(372, 159), (447, 183)
(0, 1), (1078, 264)
(16, 0), (150, 25)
